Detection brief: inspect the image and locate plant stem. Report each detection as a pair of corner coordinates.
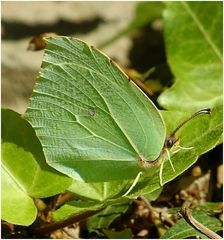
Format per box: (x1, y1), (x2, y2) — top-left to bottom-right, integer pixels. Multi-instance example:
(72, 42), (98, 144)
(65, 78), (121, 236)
(31, 208), (104, 236)
(180, 201), (222, 239)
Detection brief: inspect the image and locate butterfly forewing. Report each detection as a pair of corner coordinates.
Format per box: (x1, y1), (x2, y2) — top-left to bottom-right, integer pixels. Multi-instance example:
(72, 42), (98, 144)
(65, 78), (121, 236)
(25, 37), (166, 182)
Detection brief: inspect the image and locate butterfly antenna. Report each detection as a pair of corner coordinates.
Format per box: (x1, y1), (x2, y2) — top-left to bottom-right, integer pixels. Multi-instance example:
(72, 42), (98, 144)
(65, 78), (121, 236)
(170, 108), (211, 136)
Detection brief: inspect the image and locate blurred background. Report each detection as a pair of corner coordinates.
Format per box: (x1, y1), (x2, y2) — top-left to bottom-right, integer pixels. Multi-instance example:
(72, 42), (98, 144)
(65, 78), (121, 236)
(2, 2), (169, 114)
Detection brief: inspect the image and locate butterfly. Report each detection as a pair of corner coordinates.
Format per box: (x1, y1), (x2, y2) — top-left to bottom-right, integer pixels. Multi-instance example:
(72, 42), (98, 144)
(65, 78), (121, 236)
(25, 36), (211, 186)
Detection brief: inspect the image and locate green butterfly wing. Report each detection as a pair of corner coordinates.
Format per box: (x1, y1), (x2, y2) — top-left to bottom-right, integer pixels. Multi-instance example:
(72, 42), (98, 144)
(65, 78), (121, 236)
(25, 37), (166, 182)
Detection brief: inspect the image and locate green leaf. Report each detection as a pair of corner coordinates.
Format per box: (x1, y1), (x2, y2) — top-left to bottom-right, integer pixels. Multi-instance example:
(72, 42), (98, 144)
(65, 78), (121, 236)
(158, 2), (223, 110)
(161, 209), (222, 239)
(87, 202), (130, 231)
(131, 2), (165, 28)
(1, 108), (72, 226)
(1, 166), (37, 226)
(103, 229), (132, 239)
(52, 201), (104, 222)
(143, 187), (162, 201)
(199, 202), (223, 213)
(25, 36), (166, 182)
(68, 180), (134, 202)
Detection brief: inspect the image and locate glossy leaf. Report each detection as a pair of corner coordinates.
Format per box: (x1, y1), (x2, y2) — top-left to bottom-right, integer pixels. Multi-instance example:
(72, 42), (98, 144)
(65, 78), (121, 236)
(25, 36), (166, 182)
(1, 166), (37, 226)
(1, 108), (72, 225)
(158, 2), (223, 110)
(2, 108), (72, 198)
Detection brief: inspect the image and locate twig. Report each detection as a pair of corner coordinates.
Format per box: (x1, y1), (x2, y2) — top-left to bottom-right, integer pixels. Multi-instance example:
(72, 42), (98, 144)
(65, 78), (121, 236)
(180, 201), (222, 239)
(55, 192), (74, 208)
(139, 196), (175, 226)
(31, 208), (104, 236)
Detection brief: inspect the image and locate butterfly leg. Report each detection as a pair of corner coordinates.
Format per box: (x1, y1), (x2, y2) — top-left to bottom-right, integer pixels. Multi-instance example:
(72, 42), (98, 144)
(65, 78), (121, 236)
(159, 160), (164, 186)
(172, 145), (193, 154)
(123, 171), (143, 196)
(178, 145), (194, 150)
(165, 148), (175, 172)
(159, 149), (175, 186)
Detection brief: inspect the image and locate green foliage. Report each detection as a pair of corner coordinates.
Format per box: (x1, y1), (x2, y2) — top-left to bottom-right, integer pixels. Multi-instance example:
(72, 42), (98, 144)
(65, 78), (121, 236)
(158, 1), (222, 110)
(68, 180), (134, 202)
(1, 108), (72, 225)
(161, 209), (223, 239)
(87, 202), (130, 232)
(103, 229), (132, 239)
(131, 2), (164, 28)
(156, 1), (223, 186)
(52, 201), (103, 222)
(199, 202), (223, 213)
(2, 166), (37, 226)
